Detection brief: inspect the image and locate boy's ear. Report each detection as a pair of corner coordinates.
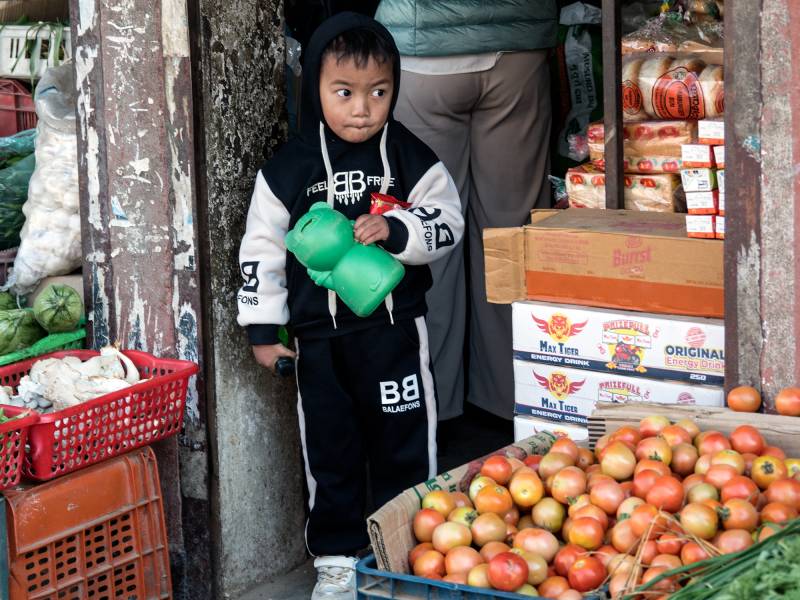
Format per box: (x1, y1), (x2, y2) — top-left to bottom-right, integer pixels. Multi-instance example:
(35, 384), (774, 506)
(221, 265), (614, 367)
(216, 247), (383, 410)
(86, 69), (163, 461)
(310, 201), (329, 212)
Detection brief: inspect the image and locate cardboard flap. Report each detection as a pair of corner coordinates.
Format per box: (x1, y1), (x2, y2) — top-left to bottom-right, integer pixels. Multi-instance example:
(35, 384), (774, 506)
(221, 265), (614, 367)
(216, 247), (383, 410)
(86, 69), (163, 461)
(483, 227), (525, 304)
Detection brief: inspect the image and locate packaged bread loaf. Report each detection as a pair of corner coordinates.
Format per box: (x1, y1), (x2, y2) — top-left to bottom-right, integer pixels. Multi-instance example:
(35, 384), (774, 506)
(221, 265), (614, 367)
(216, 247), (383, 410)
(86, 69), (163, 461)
(699, 65), (724, 118)
(622, 14), (723, 63)
(566, 164), (683, 212)
(622, 58), (647, 121)
(588, 120), (697, 173)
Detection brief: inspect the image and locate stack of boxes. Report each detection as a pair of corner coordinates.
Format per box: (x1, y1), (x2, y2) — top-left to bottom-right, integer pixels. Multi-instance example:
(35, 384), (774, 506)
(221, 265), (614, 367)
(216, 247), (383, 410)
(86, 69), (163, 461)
(682, 119), (725, 240)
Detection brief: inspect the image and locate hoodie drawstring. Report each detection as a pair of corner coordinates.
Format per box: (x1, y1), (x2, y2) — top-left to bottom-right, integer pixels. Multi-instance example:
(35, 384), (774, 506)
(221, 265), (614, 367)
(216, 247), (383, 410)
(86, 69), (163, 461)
(318, 122), (395, 327)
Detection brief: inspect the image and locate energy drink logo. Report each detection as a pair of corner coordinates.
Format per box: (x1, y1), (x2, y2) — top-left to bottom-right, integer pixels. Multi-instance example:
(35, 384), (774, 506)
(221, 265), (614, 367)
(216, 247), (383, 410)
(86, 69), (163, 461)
(533, 370), (585, 401)
(602, 320), (652, 373)
(532, 313), (588, 344)
(598, 380), (650, 404)
(663, 326), (724, 372)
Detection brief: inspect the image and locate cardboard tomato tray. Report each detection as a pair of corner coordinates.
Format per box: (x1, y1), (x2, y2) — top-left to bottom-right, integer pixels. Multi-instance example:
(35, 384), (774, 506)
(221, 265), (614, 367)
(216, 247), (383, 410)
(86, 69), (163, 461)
(513, 415), (589, 443)
(367, 433), (557, 574)
(483, 209), (724, 318)
(512, 300), (724, 385)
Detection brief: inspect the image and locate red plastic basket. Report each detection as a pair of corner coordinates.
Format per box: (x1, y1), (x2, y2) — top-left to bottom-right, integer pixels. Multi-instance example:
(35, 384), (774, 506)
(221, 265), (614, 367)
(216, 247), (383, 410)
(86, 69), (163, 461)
(0, 79), (35, 137)
(0, 404), (38, 490)
(0, 349), (198, 481)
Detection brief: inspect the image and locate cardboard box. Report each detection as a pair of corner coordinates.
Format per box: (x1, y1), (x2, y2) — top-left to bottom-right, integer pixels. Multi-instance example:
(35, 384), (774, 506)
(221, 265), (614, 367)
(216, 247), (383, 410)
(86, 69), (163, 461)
(718, 192), (725, 216)
(514, 415), (589, 443)
(483, 210), (724, 318)
(698, 120), (725, 145)
(713, 145), (725, 169)
(682, 144), (715, 168)
(514, 360), (724, 426)
(715, 215), (725, 240)
(681, 168), (717, 193)
(686, 191), (720, 215)
(512, 301), (725, 385)
(686, 214), (716, 239)
(366, 433), (558, 573)
(718, 170), (725, 194)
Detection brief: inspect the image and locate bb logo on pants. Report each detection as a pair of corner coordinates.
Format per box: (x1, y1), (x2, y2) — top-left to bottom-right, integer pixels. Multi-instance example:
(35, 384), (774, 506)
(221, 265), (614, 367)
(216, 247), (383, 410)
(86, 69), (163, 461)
(380, 374), (422, 413)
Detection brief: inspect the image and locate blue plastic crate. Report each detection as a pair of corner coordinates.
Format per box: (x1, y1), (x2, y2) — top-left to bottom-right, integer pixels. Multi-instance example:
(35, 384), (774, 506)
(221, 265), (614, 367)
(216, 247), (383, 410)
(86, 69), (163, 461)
(356, 554), (540, 599)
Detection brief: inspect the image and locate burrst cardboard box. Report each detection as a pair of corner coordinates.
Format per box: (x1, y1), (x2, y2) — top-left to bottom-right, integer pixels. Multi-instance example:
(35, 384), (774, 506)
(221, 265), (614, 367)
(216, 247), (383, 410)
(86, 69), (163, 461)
(512, 301), (724, 385)
(366, 433), (558, 574)
(483, 209), (724, 318)
(514, 415), (589, 443)
(513, 360), (724, 426)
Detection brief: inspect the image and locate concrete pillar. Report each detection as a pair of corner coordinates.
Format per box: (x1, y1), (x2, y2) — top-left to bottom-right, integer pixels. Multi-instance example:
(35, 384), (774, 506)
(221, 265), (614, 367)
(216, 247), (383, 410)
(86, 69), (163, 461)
(70, 0), (212, 596)
(191, 0), (308, 597)
(725, 0), (800, 409)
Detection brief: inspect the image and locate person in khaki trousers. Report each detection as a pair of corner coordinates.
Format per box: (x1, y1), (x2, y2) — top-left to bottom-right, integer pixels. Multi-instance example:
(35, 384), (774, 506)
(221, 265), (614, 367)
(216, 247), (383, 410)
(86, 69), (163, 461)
(375, 1), (558, 423)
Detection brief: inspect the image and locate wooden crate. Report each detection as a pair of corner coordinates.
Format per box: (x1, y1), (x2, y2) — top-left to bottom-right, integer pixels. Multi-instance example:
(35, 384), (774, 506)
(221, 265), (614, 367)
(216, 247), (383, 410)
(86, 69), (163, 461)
(588, 402), (800, 456)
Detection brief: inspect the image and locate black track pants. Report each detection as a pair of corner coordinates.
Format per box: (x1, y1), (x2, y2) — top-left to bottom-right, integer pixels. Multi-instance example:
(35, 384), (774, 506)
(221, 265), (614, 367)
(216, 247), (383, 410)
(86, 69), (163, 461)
(296, 317), (438, 556)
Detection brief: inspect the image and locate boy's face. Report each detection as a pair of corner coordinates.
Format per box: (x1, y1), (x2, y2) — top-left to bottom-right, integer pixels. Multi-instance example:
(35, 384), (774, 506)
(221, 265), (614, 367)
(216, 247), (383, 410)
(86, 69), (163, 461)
(319, 53), (393, 144)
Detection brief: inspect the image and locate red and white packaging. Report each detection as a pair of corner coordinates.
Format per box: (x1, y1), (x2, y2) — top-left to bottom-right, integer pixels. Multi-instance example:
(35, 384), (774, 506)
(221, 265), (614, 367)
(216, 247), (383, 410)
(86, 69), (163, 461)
(686, 214), (716, 238)
(681, 168), (717, 192)
(369, 192), (411, 215)
(718, 192), (725, 216)
(713, 145), (725, 169)
(698, 119), (725, 145)
(686, 191), (720, 215)
(682, 144), (715, 168)
(715, 215), (725, 239)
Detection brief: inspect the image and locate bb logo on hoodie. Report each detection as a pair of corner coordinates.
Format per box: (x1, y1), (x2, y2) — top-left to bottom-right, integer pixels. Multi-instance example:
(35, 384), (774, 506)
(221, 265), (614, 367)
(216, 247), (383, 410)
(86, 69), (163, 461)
(305, 171), (397, 205)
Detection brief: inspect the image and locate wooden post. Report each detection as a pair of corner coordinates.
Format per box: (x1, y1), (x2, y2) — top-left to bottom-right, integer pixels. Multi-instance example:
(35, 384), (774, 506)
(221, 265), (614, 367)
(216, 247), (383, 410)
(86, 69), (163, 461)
(602, 0), (623, 209)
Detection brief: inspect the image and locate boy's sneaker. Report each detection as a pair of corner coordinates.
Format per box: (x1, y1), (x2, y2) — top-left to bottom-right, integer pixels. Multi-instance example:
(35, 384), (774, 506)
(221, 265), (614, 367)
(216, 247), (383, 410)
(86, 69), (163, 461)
(312, 555), (357, 599)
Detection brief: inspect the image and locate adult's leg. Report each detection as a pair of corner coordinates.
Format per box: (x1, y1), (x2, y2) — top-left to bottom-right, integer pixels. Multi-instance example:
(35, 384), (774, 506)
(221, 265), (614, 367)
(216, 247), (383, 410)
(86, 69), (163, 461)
(467, 50), (552, 419)
(394, 70), (478, 420)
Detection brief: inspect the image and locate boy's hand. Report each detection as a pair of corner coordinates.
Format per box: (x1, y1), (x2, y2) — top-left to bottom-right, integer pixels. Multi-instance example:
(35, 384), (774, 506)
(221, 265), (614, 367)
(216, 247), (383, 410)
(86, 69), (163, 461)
(354, 214), (390, 245)
(252, 343), (296, 373)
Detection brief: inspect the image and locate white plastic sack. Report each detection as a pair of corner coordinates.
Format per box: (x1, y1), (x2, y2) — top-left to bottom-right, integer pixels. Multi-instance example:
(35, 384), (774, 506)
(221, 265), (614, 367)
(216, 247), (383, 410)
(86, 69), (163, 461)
(6, 63), (80, 296)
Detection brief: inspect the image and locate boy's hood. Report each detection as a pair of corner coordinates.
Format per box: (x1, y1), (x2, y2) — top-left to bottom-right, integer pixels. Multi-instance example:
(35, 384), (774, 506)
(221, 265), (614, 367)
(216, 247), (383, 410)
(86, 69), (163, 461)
(300, 12), (401, 145)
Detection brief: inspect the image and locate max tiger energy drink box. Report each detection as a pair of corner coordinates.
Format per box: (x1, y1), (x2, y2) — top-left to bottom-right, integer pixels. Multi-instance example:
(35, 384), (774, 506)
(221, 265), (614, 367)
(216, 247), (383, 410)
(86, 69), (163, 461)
(512, 301), (725, 385)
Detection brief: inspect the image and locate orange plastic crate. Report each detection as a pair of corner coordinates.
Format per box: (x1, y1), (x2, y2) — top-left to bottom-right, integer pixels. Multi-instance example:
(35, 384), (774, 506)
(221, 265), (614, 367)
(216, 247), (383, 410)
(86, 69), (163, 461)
(0, 405), (38, 490)
(0, 79), (35, 137)
(3, 445), (172, 599)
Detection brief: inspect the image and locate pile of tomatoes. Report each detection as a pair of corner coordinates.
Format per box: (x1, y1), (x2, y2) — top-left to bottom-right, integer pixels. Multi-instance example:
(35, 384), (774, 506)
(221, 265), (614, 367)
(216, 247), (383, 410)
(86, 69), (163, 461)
(727, 384), (800, 415)
(408, 415), (800, 599)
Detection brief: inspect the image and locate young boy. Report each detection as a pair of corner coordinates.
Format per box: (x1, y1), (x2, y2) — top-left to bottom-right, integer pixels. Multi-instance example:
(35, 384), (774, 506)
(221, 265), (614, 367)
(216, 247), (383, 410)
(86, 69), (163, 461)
(236, 12), (463, 599)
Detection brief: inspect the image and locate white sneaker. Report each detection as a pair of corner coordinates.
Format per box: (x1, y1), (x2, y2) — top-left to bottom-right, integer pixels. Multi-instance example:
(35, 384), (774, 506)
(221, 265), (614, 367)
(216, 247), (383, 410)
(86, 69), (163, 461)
(311, 555), (357, 600)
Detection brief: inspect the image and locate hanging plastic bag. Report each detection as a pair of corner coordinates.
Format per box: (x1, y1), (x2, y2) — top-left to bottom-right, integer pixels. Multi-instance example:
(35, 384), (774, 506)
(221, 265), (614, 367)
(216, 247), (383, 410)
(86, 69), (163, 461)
(0, 153), (35, 250)
(0, 129), (36, 166)
(5, 63), (80, 295)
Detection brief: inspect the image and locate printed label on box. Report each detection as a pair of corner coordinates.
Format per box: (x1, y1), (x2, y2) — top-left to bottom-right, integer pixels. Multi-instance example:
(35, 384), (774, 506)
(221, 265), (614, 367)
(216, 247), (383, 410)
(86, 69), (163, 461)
(514, 416), (589, 443)
(514, 361), (724, 425)
(681, 168), (717, 192)
(682, 144), (715, 168)
(686, 191), (720, 215)
(698, 120), (725, 145)
(718, 170), (725, 194)
(715, 216), (725, 239)
(512, 301), (725, 385)
(713, 146), (725, 169)
(718, 193), (725, 215)
(686, 214), (716, 238)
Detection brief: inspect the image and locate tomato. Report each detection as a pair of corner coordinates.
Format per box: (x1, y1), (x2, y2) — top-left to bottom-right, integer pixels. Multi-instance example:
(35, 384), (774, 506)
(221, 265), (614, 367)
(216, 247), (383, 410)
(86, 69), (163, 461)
(432, 522), (472, 554)
(695, 454), (713, 475)
(705, 464), (739, 490)
(683, 473), (706, 493)
(469, 476), (496, 502)
(681, 541), (710, 565)
(729, 425), (765, 455)
(660, 424), (692, 447)
(538, 576), (571, 599)
(688, 482), (720, 504)
(646, 476), (684, 513)
(524, 455), (543, 471)
(630, 504), (667, 539)
(742, 453), (757, 476)
(656, 532), (685, 555)
(697, 432), (731, 456)
(572, 504), (609, 531)
(576, 448), (595, 470)
(509, 468), (545, 508)
(587, 472), (617, 491)
(467, 563), (491, 588)
(760, 501), (798, 524)
(751, 455), (788, 489)
(448, 507), (478, 527)
(471, 513), (507, 546)
(551, 467), (587, 505)
(409, 542), (434, 569)
(635, 459), (671, 477)
(481, 456), (514, 486)
(532, 498), (566, 533)
(766, 478), (800, 509)
(636, 437), (672, 465)
(640, 540), (658, 565)
(762, 446), (787, 460)
(594, 435), (612, 459)
(757, 522), (784, 542)
(776, 387), (800, 416)
(475, 485), (514, 515)
(601, 442), (637, 481)
(413, 550), (446, 577)
(479, 541), (510, 563)
(721, 476), (760, 505)
(712, 450), (746, 475)
(651, 554), (682, 570)
(510, 549), (548, 586)
(641, 567), (678, 594)
(554, 544), (587, 577)
(508, 457), (526, 474)
(422, 491), (457, 518)
(609, 573), (631, 599)
(617, 496), (645, 520)
(502, 506), (520, 527)
(671, 443), (700, 476)
(567, 494), (591, 518)
(620, 480), (634, 498)
(633, 469), (661, 499)
(595, 544), (618, 568)
(568, 556), (607, 592)
(640, 415), (671, 438)
(550, 437), (580, 462)
(568, 516), (605, 550)
(539, 452), (576, 479)
(715, 529), (753, 554)
(680, 502), (719, 539)
(445, 546), (483, 575)
(513, 528), (559, 563)
(591, 480), (625, 515)
(612, 425), (642, 448)
(443, 573), (468, 584)
(487, 552), (529, 592)
(607, 554), (636, 577)
(505, 523), (518, 545)
(720, 498), (758, 531)
(610, 519), (637, 553)
(556, 589), (582, 600)
(414, 509), (446, 542)
(727, 386), (762, 412)
(675, 418), (701, 440)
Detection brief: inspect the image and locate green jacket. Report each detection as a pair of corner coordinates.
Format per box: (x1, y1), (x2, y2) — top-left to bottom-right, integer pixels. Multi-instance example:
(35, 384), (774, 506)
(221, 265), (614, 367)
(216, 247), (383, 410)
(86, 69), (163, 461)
(375, 0), (558, 57)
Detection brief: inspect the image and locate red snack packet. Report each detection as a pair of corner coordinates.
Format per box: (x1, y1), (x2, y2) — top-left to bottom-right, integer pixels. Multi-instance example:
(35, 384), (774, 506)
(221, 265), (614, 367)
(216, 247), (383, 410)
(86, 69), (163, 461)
(369, 192), (411, 215)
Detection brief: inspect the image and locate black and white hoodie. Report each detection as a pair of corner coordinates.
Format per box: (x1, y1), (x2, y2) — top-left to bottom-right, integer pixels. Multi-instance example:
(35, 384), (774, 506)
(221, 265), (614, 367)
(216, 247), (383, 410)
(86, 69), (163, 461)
(237, 12), (464, 345)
